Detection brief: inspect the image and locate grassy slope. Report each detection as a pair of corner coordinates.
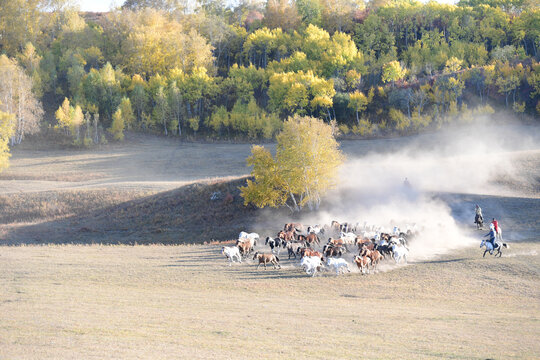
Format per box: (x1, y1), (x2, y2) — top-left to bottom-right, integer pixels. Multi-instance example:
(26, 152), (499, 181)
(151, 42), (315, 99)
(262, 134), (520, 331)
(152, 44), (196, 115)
(0, 243), (538, 359)
(0, 177), (289, 245)
(2, 174), (539, 245)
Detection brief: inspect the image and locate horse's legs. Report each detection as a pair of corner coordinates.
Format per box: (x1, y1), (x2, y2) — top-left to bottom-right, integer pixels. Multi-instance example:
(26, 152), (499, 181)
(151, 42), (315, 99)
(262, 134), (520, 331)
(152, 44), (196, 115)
(483, 249), (488, 257)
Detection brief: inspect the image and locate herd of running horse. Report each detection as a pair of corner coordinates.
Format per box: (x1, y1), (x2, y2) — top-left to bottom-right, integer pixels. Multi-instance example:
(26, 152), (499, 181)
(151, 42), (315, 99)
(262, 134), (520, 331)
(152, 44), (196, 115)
(221, 221), (417, 276)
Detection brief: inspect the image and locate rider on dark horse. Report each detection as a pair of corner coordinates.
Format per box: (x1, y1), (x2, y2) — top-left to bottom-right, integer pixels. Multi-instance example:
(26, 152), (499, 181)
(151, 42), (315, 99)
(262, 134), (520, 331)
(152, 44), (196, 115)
(475, 204), (483, 226)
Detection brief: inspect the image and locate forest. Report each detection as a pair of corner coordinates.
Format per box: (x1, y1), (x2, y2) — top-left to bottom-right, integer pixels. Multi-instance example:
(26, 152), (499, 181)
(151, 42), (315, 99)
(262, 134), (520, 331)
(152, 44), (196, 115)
(0, 0), (539, 151)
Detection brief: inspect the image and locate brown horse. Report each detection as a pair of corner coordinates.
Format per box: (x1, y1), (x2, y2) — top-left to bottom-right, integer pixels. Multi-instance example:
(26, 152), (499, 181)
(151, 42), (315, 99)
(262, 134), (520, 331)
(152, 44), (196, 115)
(358, 240), (375, 251)
(360, 248), (383, 272)
(253, 252), (281, 270)
(297, 233), (320, 247)
(278, 230), (296, 242)
(327, 237), (345, 247)
(297, 247), (324, 260)
(237, 239), (254, 257)
(323, 244), (345, 257)
(353, 255), (371, 274)
(329, 220), (341, 236)
(284, 223), (303, 233)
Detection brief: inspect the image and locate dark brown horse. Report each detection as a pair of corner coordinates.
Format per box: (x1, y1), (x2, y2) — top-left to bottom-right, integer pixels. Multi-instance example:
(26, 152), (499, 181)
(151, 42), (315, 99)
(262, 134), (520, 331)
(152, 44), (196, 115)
(323, 244), (345, 257)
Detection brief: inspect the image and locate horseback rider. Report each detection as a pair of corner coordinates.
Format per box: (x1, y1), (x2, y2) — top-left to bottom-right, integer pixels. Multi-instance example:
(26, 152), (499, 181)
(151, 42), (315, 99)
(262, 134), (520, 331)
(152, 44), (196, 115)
(491, 218), (503, 241)
(475, 205), (483, 224)
(484, 224), (497, 248)
(403, 177), (411, 188)
(491, 218), (499, 233)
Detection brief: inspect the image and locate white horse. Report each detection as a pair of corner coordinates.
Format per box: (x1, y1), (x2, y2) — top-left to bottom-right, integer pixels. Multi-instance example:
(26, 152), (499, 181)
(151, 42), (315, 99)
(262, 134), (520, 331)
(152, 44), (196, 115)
(222, 246), (242, 266)
(480, 239), (508, 257)
(307, 225), (323, 235)
(326, 257), (351, 275)
(392, 243), (408, 264)
(238, 231), (260, 246)
(300, 256), (323, 277)
(340, 231), (357, 244)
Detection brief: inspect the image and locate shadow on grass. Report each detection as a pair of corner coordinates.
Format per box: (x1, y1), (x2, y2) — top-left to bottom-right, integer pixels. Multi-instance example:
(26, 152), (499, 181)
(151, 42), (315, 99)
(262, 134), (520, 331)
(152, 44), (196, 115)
(158, 264), (208, 268)
(1, 177), (290, 246)
(238, 271), (309, 280)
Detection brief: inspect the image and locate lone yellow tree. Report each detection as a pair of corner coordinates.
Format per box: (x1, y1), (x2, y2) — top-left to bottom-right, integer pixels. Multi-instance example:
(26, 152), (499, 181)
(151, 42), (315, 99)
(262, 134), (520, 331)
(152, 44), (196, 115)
(241, 115), (344, 212)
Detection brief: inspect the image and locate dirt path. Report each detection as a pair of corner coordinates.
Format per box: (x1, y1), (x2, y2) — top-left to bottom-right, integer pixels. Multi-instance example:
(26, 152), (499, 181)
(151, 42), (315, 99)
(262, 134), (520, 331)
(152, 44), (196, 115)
(0, 137), (257, 194)
(3, 127), (539, 197)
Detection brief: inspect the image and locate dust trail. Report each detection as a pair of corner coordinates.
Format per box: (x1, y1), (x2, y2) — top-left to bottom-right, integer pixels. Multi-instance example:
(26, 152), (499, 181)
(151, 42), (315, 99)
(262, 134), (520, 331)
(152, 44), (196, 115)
(251, 122), (539, 268)
(504, 250), (537, 258)
(299, 122), (540, 262)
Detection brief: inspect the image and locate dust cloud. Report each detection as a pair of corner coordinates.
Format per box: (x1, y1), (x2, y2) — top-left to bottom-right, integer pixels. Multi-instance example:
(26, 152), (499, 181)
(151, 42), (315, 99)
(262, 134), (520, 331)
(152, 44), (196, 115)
(299, 121), (540, 262)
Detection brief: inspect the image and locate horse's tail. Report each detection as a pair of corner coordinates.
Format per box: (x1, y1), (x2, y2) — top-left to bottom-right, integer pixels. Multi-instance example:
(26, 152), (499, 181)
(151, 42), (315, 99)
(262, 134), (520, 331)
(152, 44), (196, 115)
(275, 255), (280, 262)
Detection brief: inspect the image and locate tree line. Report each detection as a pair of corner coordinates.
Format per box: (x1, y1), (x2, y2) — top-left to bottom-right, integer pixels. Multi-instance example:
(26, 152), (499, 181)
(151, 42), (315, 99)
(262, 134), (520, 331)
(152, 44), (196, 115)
(0, 0), (539, 159)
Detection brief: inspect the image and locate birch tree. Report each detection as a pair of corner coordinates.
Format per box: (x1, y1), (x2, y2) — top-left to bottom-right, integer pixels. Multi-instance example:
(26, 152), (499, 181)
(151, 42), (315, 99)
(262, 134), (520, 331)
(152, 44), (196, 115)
(241, 115), (344, 212)
(0, 55), (43, 145)
(0, 109), (15, 172)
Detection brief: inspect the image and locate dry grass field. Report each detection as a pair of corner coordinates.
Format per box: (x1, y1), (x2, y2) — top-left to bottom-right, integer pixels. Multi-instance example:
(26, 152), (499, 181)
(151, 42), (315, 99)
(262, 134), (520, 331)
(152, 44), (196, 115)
(0, 242), (538, 359)
(1, 127), (539, 359)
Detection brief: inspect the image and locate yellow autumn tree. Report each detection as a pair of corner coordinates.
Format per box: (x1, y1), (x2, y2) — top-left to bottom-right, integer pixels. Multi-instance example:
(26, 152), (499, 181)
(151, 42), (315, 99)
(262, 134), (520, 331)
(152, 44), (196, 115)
(55, 98), (83, 142)
(382, 60), (406, 86)
(348, 88), (374, 124)
(0, 109), (15, 172)
(118, 97), (135, 130)
(109, 108), (125, 141)
(241, 115), (344, 212)
(55, 97), (74, 136)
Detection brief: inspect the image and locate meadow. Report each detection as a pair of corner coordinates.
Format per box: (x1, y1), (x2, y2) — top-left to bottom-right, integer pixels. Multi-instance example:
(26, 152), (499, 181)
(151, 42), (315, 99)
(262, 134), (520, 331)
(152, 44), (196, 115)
(1, 127), (539, 359)
(0, 242), (538, 359)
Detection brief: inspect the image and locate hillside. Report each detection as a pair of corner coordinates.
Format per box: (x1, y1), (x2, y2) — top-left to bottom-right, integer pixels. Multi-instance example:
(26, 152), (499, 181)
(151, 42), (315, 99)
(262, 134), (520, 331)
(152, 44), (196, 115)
(1, 177), (289, 245)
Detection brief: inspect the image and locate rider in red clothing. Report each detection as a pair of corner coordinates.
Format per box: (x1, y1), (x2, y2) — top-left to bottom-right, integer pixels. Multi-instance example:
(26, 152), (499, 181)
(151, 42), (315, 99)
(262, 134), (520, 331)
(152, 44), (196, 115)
(491, 218), (499, 233)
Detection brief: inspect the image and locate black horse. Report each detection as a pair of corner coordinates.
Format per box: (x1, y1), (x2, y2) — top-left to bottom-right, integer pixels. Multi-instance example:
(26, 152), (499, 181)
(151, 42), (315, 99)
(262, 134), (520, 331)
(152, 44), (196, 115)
(475, 214), (484, 230)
